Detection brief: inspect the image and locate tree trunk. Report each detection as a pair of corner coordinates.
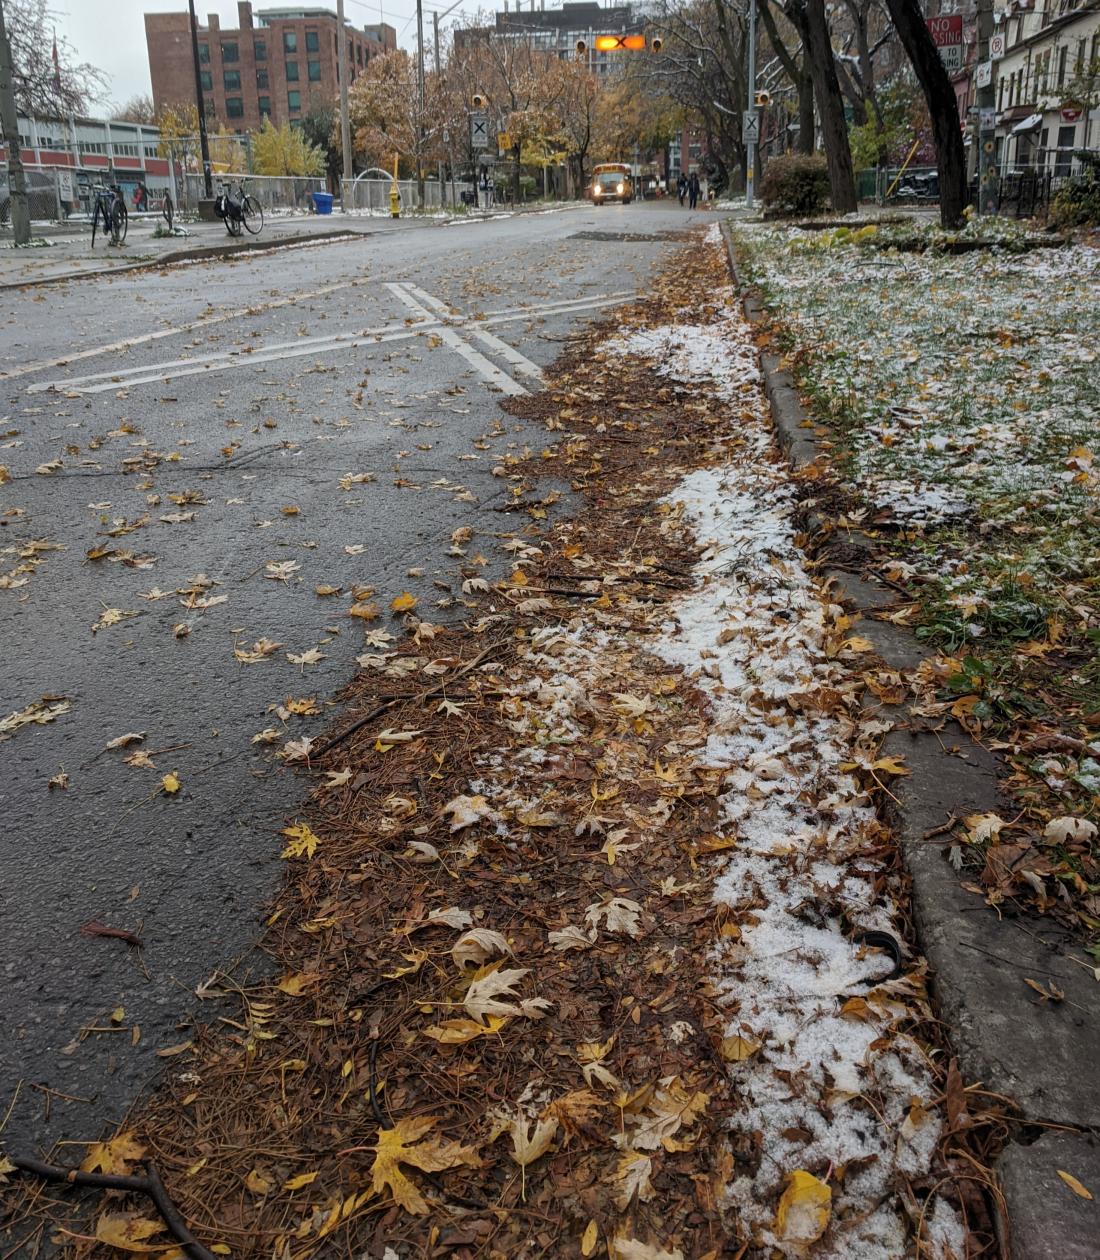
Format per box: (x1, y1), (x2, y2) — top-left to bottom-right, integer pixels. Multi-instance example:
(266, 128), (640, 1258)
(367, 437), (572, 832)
(797, 65), (815, 153)
(802, 0), (858, 211)
(0, 0), (30, 245)
(883, 0), (967, 228)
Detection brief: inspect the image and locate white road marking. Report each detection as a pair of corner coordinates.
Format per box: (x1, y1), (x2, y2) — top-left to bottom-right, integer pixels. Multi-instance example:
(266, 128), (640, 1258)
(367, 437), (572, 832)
(386, 282), (528, 396)
(27, 287), (629, 395)
(398, 283), (544, 381)
(4, 275), (379, 383)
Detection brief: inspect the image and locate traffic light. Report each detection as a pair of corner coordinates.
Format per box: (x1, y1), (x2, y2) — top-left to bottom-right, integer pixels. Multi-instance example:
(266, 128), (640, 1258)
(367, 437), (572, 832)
(754, 90), (771, 107)
(472, 93), (485, 109)
(575, 38), (587, 59)
(594, 34), (646, 51)
(650, 35), (662, 52)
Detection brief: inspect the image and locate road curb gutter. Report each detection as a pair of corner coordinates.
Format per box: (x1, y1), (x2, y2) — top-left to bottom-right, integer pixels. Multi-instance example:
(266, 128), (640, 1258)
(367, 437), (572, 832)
(719, 219), (1100, 1260)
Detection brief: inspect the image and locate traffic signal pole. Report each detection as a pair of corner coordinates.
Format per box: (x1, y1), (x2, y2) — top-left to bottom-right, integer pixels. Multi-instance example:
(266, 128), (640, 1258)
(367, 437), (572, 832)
(745, 0), (757, 208)
(187, 0), (212, 198)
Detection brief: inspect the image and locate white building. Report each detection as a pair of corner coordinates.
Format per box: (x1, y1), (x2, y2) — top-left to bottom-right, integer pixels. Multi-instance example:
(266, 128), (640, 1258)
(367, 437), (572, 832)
(993, 0), (1100, 174)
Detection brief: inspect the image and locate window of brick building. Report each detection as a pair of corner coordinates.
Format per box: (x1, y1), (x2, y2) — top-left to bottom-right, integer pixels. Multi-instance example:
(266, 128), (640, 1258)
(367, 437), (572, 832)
(254, 39), (267, 61)
(288, 89), (301, 111)
(199, 42), (209, 62)
(306, 30), (319, 52)
(221, 41), (238, 62)
(284, 31), (297, 52)
(256, 68), (269, 88)
(226, 97), (244, 119)
(201, 70), (212, 91)
(308, 59), (321, 81)
(258, 96), (271, 116)
(357, 44), (363, 65)
(224, 69), (241, 90)
(286, 60), (299, 80)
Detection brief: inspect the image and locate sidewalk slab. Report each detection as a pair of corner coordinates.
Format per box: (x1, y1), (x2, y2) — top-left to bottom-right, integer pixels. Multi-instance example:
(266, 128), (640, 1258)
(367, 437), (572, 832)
(722, 219), (1100, 1259)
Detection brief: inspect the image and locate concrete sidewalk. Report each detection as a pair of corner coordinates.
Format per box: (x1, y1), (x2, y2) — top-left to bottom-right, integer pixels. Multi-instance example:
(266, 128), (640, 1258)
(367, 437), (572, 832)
(0, 201), (583, 288)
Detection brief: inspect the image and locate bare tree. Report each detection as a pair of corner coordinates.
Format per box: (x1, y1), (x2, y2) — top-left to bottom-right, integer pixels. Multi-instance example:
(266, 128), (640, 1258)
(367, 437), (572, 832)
(646, 0), (748, 191)
(882, 0), (966, 227)
(4, 0), (107, 118)
(111, 93), (155, 125)
(758, 0), (814, 155)
(831, 0), (894, 129)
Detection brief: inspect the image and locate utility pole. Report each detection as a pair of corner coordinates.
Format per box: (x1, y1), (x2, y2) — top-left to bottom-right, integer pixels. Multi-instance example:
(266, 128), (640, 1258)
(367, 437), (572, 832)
(337, 0), (353, 210)
(433, 10), (445, 205)
(0, 0), (30, 245)
(976, 0), (998, 214)
(416, 0), (426, 208)
(187, 0), (212, 198)
(745, 0), (757, 208)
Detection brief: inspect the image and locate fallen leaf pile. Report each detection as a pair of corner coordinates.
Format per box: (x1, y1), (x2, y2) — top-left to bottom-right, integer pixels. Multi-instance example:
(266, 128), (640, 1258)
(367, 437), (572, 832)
(48, 235), (993, 1258)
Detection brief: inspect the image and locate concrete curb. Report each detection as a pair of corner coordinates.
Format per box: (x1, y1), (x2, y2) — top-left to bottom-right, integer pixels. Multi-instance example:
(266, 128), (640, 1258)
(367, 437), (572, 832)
(0, 228), (365, 291)
(720, 220), (1100, 1258)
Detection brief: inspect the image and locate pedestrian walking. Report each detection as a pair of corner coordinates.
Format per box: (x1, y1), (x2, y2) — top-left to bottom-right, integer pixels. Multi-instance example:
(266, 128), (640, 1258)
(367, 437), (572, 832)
(688, 172), (700, 210)
(677, 174), (686, 206)
(134, 181), (148, 213)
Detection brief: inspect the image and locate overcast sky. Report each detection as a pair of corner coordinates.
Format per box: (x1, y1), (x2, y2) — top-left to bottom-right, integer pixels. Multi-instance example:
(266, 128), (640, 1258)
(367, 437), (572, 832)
(57, 0), (491, 108)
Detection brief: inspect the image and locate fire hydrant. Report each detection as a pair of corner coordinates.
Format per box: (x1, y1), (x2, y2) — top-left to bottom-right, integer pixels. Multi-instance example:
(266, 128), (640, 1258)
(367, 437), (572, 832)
(389, 182), (400, 218)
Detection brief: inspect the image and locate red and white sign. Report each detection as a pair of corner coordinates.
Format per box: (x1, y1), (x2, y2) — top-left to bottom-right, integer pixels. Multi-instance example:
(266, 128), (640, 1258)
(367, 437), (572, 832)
(927, 15), (964, 71)
(1062, 107), (1083, 122)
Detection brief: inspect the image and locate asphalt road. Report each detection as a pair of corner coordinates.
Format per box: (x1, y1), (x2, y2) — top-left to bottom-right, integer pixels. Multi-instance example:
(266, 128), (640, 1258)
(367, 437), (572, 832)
(0, 199), (721, 1163)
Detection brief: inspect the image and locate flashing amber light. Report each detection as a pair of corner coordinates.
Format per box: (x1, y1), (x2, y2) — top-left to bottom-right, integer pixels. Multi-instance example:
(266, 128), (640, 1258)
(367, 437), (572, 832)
(594, 33), (646, 51)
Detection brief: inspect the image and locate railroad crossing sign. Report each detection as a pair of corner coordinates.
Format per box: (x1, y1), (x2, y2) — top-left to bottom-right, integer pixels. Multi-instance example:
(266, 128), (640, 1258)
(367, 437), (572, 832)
(469, 112), (490, 149)
(743, 110), (760, 144)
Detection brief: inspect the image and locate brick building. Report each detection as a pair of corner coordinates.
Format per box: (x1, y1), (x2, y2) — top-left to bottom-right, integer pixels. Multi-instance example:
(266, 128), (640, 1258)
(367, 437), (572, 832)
(145, 2), (396, 133)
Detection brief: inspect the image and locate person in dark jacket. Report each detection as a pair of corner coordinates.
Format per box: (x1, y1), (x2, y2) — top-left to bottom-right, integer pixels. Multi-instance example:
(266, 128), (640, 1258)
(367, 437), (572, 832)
(688, 171), (700, 209)
(676, 173), (687, 206)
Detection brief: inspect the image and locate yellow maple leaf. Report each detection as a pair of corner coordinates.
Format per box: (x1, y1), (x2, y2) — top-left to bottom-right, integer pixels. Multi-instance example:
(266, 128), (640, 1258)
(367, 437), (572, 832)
(161, 772), (181, 794)
(719, 1035), (761, 1062)
(94, 1212), (166, 1250)
(81, 1132), (146, 1176)
(775, 1169), (831, 1244)
(870, 756), (910, 776)
(245, 1168), (271, 1195)
(276, 972), (318, 996)
(390, 592), (418, 612)
(281, 823), (320, 859)
(370, 1115), (482, 1214)
(283, 1170), (319, 1191)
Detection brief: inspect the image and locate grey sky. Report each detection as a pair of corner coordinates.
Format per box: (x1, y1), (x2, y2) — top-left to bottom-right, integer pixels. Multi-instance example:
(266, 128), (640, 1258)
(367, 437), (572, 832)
(56, 0), (490, 109)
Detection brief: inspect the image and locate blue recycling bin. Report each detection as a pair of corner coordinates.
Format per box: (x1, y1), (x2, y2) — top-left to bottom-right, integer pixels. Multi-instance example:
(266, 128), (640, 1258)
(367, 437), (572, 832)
(312, 191), (334, 215)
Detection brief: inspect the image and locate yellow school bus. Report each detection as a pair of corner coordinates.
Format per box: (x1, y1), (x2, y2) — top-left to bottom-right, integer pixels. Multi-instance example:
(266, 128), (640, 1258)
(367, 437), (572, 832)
(590, 162), (633, 205)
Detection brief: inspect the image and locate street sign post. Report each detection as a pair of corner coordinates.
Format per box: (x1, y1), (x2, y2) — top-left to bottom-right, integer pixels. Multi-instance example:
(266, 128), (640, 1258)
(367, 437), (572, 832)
(975, 60), (992, 89)
(469, 112), (489, 150)
(743, 111), (760, 144)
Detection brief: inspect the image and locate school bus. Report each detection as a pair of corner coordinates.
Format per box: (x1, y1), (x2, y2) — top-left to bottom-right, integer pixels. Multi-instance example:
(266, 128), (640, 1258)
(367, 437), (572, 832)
(590, 162), (633, 205)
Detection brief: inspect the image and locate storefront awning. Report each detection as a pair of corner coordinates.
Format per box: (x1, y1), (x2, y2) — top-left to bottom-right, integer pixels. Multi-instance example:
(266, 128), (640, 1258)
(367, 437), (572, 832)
(1011, 113), (1043, 134)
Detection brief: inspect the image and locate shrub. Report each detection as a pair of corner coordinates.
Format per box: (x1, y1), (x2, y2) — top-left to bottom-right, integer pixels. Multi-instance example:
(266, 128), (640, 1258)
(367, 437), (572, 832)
(1050, 170), (1100, 228)
(760, 154), (830, 216)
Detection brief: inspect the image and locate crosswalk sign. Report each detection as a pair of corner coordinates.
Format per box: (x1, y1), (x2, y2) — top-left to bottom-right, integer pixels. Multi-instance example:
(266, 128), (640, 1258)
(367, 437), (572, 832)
(470, 112), (489, 149)
(743, 110), (760, 143)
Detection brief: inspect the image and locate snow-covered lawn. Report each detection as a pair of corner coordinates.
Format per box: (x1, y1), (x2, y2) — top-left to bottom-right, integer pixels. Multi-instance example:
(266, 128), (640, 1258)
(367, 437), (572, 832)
(733, 225), (1100, 654)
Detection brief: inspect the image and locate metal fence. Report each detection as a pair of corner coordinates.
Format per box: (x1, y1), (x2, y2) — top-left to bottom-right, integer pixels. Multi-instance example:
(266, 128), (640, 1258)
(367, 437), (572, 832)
(181, 173), (325, 214)
(341, 177), (475, 212)
(0, 166), (69, 223)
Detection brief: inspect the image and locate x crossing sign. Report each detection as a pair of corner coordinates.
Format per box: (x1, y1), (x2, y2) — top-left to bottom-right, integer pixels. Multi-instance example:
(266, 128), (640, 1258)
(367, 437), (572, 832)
(470, 112), (489, 149)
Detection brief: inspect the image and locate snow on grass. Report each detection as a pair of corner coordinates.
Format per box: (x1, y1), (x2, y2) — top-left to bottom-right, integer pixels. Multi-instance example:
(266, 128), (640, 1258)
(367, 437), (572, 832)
(733, 225), (1100, 647)
(605, 267), (957, 1257)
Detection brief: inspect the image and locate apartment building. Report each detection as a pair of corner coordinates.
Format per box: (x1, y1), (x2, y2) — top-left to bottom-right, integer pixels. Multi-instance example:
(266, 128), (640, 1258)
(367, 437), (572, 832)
(993, 0), (1100, 171)
(145, 2), (396, 133)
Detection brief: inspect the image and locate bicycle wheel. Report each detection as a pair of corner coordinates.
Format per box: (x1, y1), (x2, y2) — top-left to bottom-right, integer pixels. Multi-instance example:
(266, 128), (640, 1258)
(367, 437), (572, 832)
(113, 202), (128, 245)
(162, 194), (173, 232)
(225, 211), (242, 237)
(241, 194), (264, 235)
(91, 201), (101, 246)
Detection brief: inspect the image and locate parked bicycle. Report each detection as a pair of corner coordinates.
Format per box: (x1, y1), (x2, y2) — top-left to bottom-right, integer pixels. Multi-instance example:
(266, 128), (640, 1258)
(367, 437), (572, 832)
(215, 179), (263, 237)
(91, 183), (127, 247)
(161, 191), (174, 232)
